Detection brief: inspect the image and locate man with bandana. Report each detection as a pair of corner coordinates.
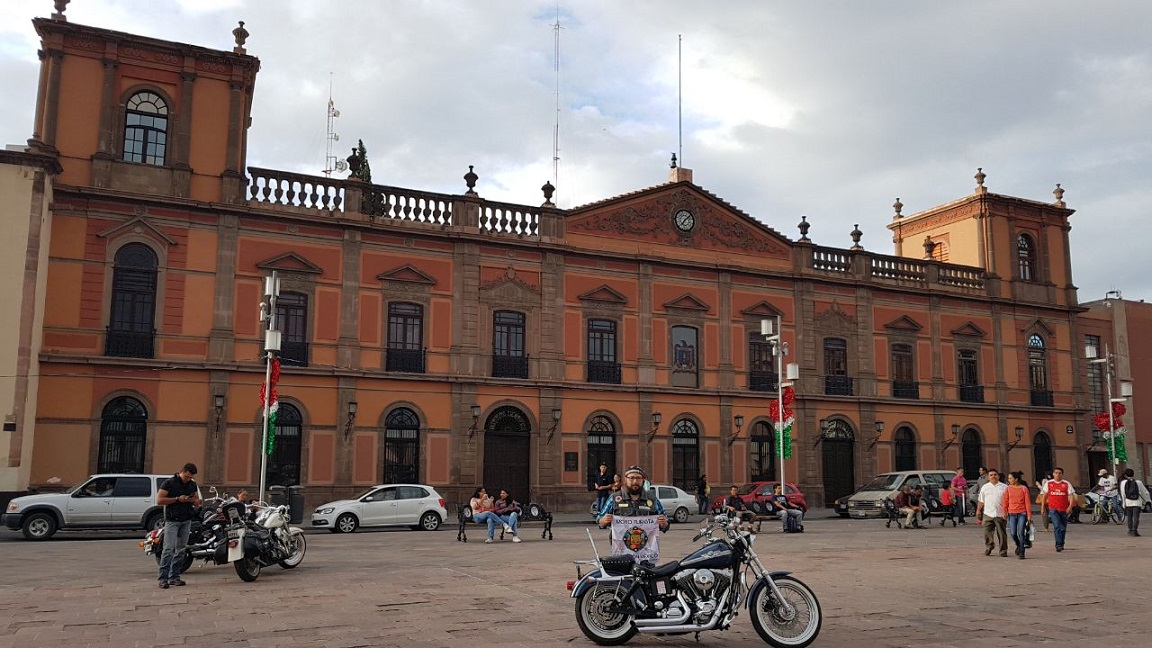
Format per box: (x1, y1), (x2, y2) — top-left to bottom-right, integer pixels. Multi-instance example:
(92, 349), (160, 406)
(598, 466), (669, 563)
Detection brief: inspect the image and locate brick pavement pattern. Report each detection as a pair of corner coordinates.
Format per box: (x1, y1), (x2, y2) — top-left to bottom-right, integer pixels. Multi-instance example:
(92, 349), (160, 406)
(0, 515), (1145, 647)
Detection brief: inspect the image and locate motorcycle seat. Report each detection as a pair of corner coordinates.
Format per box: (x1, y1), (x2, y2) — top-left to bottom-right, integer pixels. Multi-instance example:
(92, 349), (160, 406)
(634, 560), (680, 578)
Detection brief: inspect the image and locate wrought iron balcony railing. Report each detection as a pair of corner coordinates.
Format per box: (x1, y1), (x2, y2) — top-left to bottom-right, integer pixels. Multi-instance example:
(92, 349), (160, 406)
(492, 353), (529, 379)
(824, 375), (854, 396)
(279, 341), (310, 367)
(892, 380), (920, 399)
(958, 384), (985, 403)
(1030, 390), (1054, 407)
(586, 360), (622, 384)
(386, 347), (426, 373)
(105, 328), (155, 359)
(748, 371), (779, 392)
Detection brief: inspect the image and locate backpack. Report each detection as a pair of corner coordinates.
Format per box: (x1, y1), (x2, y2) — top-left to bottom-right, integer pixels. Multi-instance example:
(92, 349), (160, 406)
(1124, 479), (1140, 500)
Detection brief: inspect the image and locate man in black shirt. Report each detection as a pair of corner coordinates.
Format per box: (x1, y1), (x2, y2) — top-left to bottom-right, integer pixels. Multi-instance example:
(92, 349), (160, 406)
(156, 463), (200, 588)
(723, 485), (755, 530)
(592, 463), (613, 516)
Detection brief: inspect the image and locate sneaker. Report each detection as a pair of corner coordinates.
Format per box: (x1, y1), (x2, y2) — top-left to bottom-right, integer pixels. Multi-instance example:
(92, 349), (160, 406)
(999, 552), (1008, 557)
(1018, 553), (1025, 560)
(502, 523), (513, 533)
(170, 578), (186, 586)
(985, 548), (992, 556)
(1135, 531), (1142, 537)
(484, 538), (493, 544)
(158, 580), (169, 589)
(1056, 546), (1064, 552)
(512, 536), (522, 543)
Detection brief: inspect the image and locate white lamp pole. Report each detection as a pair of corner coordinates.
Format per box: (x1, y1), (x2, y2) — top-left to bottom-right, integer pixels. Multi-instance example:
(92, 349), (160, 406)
(762, 317), (786, 489)
(258, 271), (281, 503)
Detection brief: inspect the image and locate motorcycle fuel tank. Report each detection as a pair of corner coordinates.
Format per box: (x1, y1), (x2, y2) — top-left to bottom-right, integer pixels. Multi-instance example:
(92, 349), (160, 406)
(679, 540), (735, 569)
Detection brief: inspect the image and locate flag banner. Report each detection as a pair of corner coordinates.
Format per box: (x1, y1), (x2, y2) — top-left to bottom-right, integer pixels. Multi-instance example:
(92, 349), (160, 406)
(259, 357), (281, 456)
(610, 515), (660, 564)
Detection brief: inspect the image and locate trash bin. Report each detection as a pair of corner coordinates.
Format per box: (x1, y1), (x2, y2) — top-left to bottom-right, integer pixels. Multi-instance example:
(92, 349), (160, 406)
(287, 485), (305, 524)
(267, 485), (287, 508)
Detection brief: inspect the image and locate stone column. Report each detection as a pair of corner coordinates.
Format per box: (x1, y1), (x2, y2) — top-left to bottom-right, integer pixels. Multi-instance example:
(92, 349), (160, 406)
(337, 229), (361, 369)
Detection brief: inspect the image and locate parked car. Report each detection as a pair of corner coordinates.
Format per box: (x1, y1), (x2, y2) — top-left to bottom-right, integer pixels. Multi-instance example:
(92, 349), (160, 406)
(834, 494), (851, 518)
(3, 474), (173, 540)
(845, 471), (963, 519)
(311, 484), (447, 533)
(709, 481), (808, 516)
(648, 484), (697, 523)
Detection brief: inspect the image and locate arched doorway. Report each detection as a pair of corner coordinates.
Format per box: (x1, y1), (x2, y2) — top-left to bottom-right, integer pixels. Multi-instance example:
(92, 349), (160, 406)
(585, 415), (616, 489)
(821, 419), (855, 506)
(483, 406), (531, 502)
(671, 419), (700, 492)
(383, 407), (420, 484)
(98, 396), (148, 473)
(749, 421), (776, 482)
(1032, 431), (1053, 483)
(893, 427), (917, 472)
(961, 428), (982, 480)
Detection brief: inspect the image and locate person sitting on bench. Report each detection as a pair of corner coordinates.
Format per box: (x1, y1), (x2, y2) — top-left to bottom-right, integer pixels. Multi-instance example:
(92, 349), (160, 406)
(722, 485), (756, 529)
(769, 484), (804, 532)
(894, 485), (920, 528)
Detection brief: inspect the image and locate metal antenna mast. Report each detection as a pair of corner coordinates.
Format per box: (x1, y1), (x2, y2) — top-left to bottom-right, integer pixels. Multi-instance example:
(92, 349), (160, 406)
(552, 5), (562, 191)
(678, 34), (683, 168)
(323, 74), (345, 176)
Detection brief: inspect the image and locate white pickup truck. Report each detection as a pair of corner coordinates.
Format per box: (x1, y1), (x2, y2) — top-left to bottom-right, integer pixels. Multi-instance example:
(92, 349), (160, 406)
(3, 474), (173, 540)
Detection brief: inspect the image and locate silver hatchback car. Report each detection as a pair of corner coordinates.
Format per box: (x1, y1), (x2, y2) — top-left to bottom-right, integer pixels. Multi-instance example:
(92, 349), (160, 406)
(311, 483), (447, 533)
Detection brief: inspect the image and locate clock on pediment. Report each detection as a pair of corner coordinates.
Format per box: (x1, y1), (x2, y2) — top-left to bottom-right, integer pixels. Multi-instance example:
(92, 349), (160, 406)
(673, 208), (695, 233)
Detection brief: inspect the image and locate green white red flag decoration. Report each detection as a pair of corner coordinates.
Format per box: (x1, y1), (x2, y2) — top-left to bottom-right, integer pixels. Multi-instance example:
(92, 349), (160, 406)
(1093, 400), (1128, 462)
(767, 385), (795, 459)
(260, 357), (281, 456)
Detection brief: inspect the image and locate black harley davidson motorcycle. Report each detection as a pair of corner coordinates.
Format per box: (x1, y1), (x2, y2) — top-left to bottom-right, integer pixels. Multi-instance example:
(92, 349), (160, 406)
(568, 514), (821, 647)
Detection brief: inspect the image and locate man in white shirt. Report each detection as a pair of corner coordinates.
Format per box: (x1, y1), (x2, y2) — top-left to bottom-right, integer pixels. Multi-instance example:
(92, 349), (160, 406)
(1120, 468), (1151, 537)
(1098, 468), (1121, 515)
(976, 469), (1009, 557)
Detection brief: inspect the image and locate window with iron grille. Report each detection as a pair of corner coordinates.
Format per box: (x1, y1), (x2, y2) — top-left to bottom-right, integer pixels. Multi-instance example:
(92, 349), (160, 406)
(1028, 334), (1048, 391)
(1017, 233), (1036, 281)
(894, 427), (917, 471)
(1085, 335), (1105, 412)
(586, 415), (616, 487)
(384, 407), (420, 484)
(276, 292), (309, 367)
(106, 243), (158, 358)
(749, 421), (775, 482)
(98, 396), (147, 474)
(823, 337), (852, 395)
(671, 419), (699, 492)
(748, 334), (777, 392)
(123, 91), (168, 165)
(267, 403), (302, 487)
(586, 319), (620, 384)
(492, 310), (527, 378)
(890, 343), (917, 398)
(957, 348), (983, 403)
(387, 302), (425, 372)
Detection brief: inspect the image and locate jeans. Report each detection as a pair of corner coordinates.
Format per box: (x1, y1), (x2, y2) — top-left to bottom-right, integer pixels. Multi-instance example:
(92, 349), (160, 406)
(1007, 513), (1028, 554)
(1126, 506), (1142, 533)
(158, 519), (191, 582)
(781, 509), (803, 531)
(1049, 509), (1069, 548)
(698, 494), (709, 515)
(954, 494), (966, 524)
(594, 492), (609, 515)
(982, 516), (1007, 553)
(497, 511), (520, 536)
(473, 511), (502, 539)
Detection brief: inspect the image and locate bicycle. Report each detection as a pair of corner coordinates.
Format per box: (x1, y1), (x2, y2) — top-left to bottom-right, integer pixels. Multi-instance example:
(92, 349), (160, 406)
(1090, 493), (1125, 525)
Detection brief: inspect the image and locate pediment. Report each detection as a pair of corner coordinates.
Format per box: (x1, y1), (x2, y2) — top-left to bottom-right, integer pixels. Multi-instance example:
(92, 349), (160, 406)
(740, 301), (784, 319)
(1022, 319), (1056, 336)
(578, 285), (628, 305)
(884, 315), (923, 332)
(663, 293), (710, 312)
(479, 267), (539, 300)
(951, 322), (987, 338)
(96, 217), (176, 246)
(256, 252), (322, 274)
(566, 185), (793, 258)
(815, 301), (856, 329)
(377, 264), (436, 285)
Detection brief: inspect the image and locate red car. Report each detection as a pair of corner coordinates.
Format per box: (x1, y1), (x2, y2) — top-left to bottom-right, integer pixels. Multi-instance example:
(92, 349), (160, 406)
(711, 481), (808, 515)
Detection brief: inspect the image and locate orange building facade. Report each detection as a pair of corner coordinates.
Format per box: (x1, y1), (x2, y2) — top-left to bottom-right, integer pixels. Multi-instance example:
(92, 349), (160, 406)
(1, 12), (1115, 512)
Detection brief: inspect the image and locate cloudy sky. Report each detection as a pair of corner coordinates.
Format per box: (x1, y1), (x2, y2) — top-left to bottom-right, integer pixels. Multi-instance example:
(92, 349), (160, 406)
(2, 1), (1149, 301)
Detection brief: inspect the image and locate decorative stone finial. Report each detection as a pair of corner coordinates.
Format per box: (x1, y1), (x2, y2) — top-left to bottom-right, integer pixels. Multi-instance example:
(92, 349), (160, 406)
(923, 235), (936, 259)
(232, 21), (249, 55)
(797, 215), (811, 242)
(850, 224), (863, 250)
(541, 180), (555, 207)
(464, 165), (478, 196)
(1053, 183), (1065, 208)
(893, 197), (903, 218)
(52, 0), (69, 21)
(974, 167), (987, 194)
(670, 153), (678, 169)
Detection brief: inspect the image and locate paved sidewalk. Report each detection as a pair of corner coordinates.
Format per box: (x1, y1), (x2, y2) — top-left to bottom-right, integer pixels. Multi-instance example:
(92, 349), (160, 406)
(0, 515), (1145, 647)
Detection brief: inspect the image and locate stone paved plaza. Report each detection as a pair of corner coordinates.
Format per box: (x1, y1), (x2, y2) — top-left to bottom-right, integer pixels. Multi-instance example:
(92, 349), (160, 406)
(0, 512), (1146, 647)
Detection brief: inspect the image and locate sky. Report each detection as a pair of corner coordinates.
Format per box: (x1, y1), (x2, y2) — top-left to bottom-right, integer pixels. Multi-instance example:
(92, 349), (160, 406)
(1, 1), (1150, 302)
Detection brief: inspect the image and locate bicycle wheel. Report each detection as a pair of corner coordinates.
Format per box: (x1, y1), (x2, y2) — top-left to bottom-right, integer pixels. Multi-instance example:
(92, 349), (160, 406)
(1091, 503), (1104, 525)
(1111, 504), (1125, 524)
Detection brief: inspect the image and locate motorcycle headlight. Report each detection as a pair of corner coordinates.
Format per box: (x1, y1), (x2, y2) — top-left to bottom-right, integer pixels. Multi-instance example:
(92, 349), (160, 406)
(317, 507), (335, 515)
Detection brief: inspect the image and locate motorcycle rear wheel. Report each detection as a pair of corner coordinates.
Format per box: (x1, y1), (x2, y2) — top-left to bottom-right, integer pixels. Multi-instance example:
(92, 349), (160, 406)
(574, 585), (637, 646)
(234, 556), (261, 582)
(278, 533), (307, 569)
(749, 575), (822, 648)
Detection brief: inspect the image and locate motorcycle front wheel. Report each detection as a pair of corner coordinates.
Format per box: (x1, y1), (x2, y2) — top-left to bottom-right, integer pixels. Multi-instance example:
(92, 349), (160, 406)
(749, 575), (822, 648)
(278, 533), (307, 569)
(234, 556), (261, 582)
(574, 585), (637, 646)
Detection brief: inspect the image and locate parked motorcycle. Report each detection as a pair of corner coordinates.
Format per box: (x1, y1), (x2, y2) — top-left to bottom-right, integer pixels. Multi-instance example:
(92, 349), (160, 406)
(568, 514), (821, 647)
(232, 501), (307, 582)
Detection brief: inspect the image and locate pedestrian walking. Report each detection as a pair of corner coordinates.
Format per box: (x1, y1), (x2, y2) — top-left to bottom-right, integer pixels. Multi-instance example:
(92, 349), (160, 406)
(1034, 473), (1052, 530)
(1002, 471), (1033, 559)
(156, 463), (200, 589)
(696, 475), (710, 515)
(976, 469), (1008, 556)
(1120, 468), (1151, 537)
(1039, 467), (1075, 552)
(951, 468), (969, 525)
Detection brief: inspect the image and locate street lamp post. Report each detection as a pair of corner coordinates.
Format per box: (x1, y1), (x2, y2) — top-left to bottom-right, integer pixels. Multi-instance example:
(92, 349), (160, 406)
(258, 271), (281, 503)
(761, 317), (798, 489)
(1087, 339), (1132, 480)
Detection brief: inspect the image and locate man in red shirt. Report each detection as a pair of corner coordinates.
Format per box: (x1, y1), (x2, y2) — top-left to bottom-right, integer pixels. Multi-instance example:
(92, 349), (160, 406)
(1039, 467), (1076, 552)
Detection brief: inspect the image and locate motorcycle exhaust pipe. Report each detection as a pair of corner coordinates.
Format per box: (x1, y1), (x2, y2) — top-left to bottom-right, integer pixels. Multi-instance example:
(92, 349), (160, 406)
(633, 594), (692, 626)
(634, 591), (729, 634)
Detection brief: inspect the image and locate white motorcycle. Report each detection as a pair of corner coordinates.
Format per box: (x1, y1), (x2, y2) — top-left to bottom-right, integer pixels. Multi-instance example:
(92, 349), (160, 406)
(232, 501), (307, 582)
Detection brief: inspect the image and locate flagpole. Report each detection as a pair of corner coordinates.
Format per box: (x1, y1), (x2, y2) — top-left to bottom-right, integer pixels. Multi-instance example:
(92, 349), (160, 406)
(258, 271), (280, 503)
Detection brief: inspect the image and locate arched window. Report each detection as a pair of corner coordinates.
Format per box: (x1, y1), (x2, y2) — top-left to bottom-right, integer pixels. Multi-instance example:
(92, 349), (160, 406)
(586, 415), (616, 488)
(98, 396), (147, 473)
(1033, 431), (1053, 483)
(106, 243), (158, 358)
(894, 427), (917, 471)
(1028, 334), (1051, 406)
(961, 428), (982, 480)
(383, 407), (420, 484)
(749, 421), (775, 481)
(1017, 233), (1036, 281)
(671, 419), (699, 492)
(123, 91), (168, 165)
(267, 403), (302, 487)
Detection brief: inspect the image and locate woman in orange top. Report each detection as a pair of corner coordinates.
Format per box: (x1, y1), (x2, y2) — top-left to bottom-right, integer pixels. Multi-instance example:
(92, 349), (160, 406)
(1002, 471), (1033, 559)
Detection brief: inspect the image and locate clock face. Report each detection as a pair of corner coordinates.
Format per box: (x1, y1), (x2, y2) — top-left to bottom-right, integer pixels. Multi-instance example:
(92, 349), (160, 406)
(674, 209), (695, 232)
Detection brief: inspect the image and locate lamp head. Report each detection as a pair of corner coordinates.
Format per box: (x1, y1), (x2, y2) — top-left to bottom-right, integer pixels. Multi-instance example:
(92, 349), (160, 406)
(471, 405), (481, 419)
(734, 414), (744, 429)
